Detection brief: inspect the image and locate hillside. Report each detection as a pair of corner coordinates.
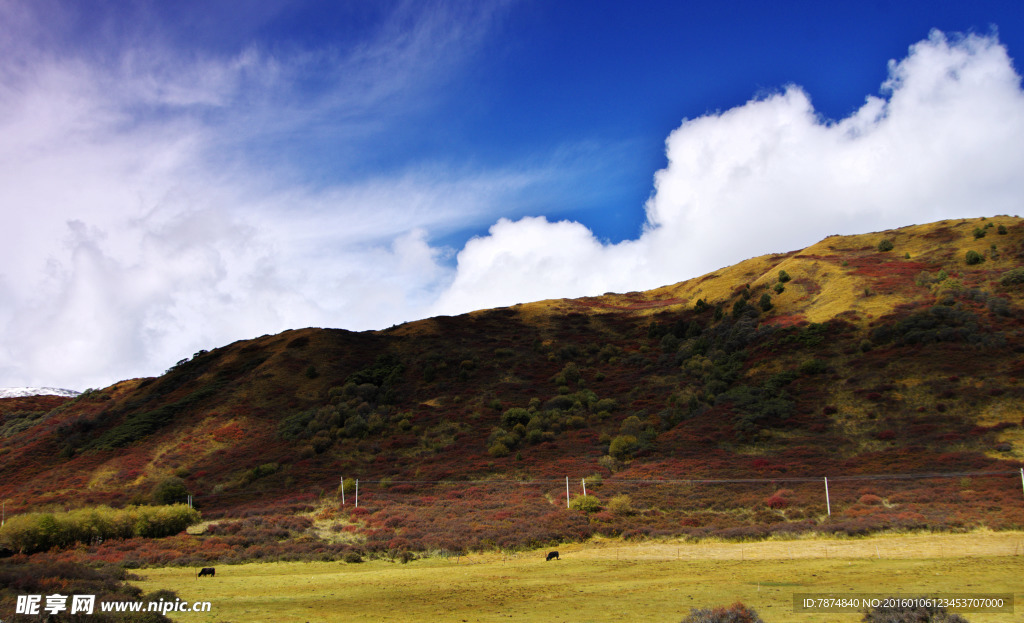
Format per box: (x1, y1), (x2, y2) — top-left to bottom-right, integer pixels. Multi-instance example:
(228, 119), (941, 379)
(3, 216), (1024, 558)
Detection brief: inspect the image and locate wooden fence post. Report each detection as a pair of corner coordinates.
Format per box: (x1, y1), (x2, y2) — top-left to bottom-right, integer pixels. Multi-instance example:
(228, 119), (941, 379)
(824, 476), (831, 516)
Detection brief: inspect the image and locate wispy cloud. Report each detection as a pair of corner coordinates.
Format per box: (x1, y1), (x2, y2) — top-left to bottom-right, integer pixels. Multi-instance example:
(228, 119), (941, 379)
(0, 0), (532, 388)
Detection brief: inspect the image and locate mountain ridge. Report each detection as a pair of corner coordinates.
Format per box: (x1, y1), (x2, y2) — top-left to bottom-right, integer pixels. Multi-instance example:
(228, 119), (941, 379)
(2, 215), (1024, 554)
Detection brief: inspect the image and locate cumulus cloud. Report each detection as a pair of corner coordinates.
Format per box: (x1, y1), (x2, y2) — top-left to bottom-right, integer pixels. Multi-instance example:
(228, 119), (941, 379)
(431, 31), (1024, 314)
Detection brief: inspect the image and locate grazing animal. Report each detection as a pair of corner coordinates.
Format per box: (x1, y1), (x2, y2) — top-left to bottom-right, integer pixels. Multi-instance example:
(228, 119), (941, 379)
(546, 551), (559, 561)
(197, 567), (215, 578)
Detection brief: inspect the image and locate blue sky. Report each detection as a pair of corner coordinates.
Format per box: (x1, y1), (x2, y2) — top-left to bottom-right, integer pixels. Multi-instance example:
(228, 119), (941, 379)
(2, 0), (1024, 389)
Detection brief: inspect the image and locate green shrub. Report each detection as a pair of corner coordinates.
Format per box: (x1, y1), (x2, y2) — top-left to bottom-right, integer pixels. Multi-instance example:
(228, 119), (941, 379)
(343, 551), (364, 563)
(607, 494), (634, 516)
(488, 442), (510, 458)
(997, 224), (1008, 235)
(339, 478), (357, 496)
(1000, 268), (1024, 286)
(544, 395), (576, 411)
(777, 270), (791, 283)
(660, 333), (681, 353)
(557, 362), (581, 384)
(731, 299), (749, 318)
(152, 477), (190, 505)
(773, 282), (785, 294)
(973, 227), (986, 239)
(568, 494), (601, 513)
(608, 435), (638, 460)
(877, 239), (894, 252)
(798, 359), (827, 375)
(502, 408), (531, 427)
(244, 462), (280, 484)
(965, 250), (984, 265)
(758, 293), (772, 312)
(619, 415), (645, 436)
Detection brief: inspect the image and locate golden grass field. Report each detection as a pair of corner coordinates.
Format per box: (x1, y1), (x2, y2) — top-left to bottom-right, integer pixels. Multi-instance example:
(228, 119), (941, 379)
(135, 531), (1024, 623)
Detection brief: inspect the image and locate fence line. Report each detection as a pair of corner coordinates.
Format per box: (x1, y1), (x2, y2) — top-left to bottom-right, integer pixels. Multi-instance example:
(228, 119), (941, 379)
(343, 469), (1021, 485)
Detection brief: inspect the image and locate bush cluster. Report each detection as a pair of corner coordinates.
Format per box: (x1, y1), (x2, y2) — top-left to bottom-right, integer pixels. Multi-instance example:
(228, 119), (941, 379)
(681, 602), (765, 623)
(0, 559), (178, 622)
(870, 306), (995, 347)
(0, 504), (200, 554)
(568, 494), (601, 513)
(487, 379), (614, 456)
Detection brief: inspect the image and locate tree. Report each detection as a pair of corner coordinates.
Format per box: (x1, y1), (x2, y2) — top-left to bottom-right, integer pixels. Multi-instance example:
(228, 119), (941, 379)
(608, 435), (638, 460)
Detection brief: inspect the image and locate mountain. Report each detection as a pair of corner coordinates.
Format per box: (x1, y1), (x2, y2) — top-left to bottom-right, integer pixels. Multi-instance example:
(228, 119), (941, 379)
(2, 216), (1024, 553)
(0, 387), (80, 399)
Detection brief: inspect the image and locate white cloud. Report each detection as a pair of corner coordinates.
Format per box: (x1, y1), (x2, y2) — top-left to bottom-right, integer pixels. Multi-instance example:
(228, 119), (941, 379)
(2, 20), (1023, 392)
(0, 1), (523, 389)
(432, 30), (1024, 315)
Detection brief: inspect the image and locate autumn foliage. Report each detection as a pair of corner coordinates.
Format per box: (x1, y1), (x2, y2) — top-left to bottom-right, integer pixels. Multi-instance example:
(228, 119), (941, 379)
(1, 217), (1024, 565)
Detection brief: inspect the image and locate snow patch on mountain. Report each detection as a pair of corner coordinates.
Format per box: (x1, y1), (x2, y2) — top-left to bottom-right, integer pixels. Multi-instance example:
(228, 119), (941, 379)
(0, 387), (81, 399)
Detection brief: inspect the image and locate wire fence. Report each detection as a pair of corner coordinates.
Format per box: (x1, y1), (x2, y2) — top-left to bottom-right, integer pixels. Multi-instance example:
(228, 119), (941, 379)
(50, 467), (1017, 514)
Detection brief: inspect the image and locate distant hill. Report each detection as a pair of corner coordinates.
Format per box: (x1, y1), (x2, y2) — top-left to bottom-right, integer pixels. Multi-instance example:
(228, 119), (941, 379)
(3, 216), (1024, 553)
(0, 387), (80, 399)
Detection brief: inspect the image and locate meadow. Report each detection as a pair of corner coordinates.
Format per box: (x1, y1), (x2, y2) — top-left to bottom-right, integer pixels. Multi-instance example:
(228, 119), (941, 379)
(134, 531), (1024, 623)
